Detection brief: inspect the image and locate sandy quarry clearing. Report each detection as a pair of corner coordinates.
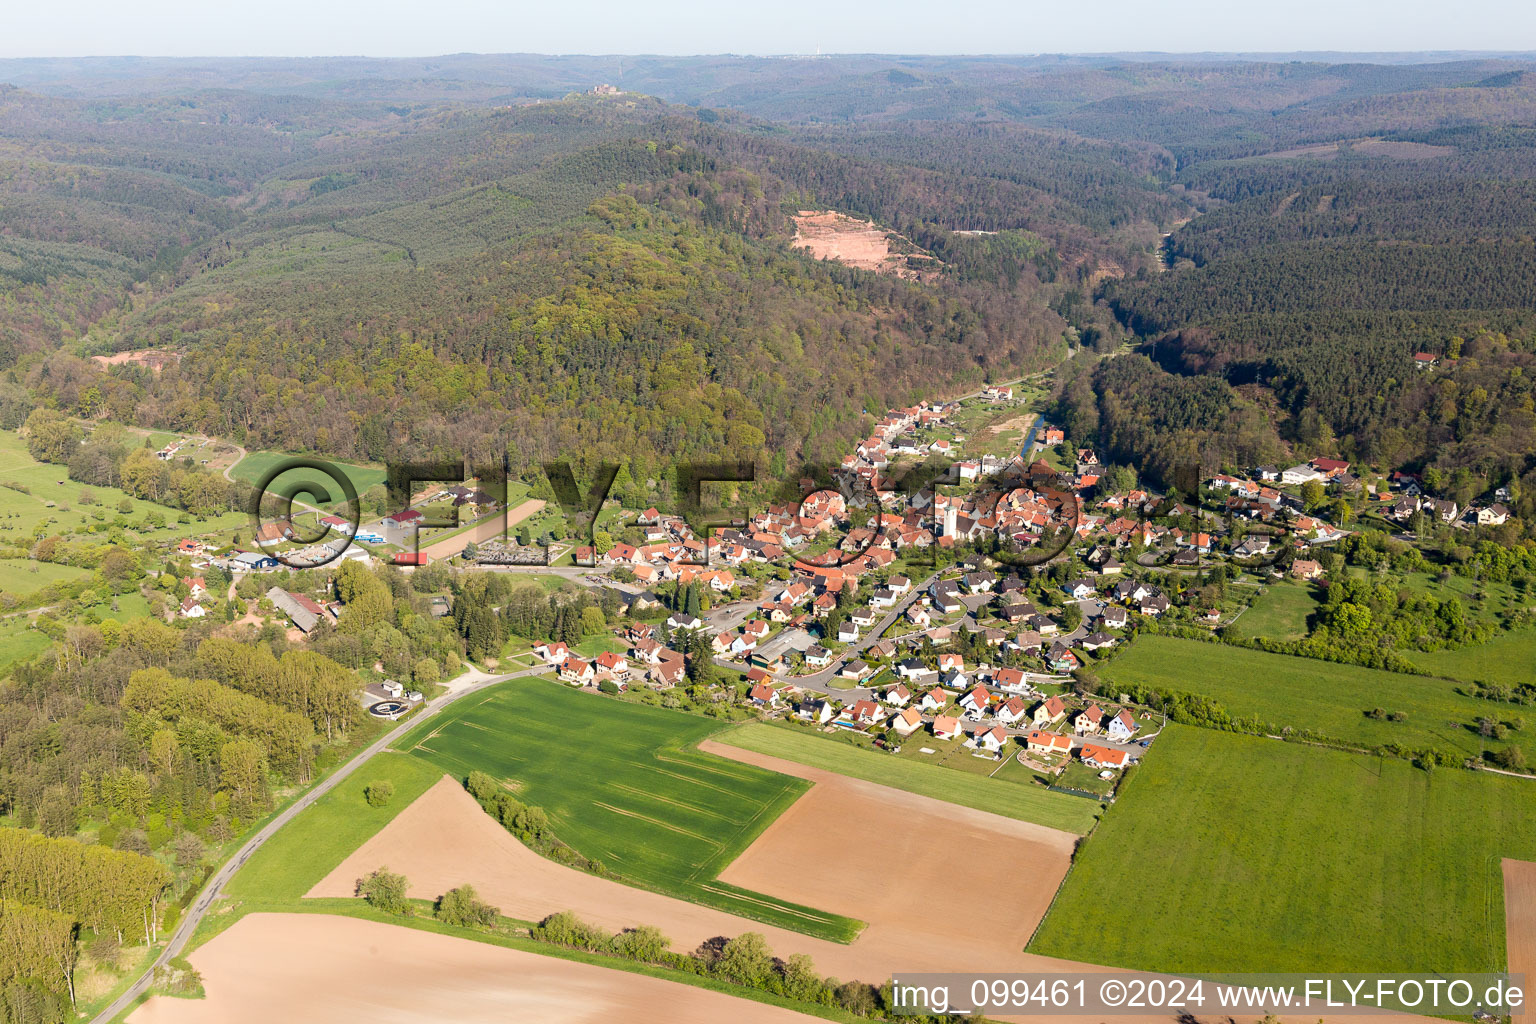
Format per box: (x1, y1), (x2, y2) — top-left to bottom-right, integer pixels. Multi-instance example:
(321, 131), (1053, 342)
(790, 210), (936, 279)
(126, 913), (821, 1024)
(90, 348), (180, 370)
(416, 499), (545, 560)
(1504, 859), (1536, 994)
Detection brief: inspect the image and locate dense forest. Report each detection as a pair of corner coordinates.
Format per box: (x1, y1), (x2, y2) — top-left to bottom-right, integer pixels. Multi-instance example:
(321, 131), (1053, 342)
(6, 56), (1536, 501)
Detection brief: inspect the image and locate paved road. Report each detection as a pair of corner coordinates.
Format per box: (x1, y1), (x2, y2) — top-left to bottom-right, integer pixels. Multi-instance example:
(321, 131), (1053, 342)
(88, 663), (546, 1024)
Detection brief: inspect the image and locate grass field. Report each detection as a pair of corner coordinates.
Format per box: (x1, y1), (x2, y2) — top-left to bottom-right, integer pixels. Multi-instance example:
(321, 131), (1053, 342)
(1229, 580), (1320, 640)
(224, 753), (445, 903)
(1098, 635), (1532, 764)
(0, 616), (55, 671)
(718, 723), (1100, 834)
(397, 680), (864, 942)
(0, 557), (87, 595)
(1028, 724), (1536, 973)
(227, 450), (386, 502)
(1406, 627), (1536, 687)
(0, 430), (248, 548)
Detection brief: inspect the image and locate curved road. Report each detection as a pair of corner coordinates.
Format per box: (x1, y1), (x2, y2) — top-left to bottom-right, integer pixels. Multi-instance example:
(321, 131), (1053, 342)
(89, 662), (548, 1024)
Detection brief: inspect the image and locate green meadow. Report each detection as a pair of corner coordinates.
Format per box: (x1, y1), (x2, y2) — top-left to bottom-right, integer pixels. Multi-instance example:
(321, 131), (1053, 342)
(1099, 635), (1532, 764)
(0, 557), (87, 596)
(1407, 627), (1536, 688)
(397, 679), (864, 942)
(0, 429), (247, 548)
(1029, 724), (1536, 973)
(718, 722), (1100, 834)
(1230, 580), (1321, 640)
(227, 450), (386, 503)
(224, 753), (446, 903)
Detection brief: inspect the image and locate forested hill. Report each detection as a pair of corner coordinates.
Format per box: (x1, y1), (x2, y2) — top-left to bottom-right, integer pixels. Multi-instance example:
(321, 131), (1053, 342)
(7, 54), (1536, 504)
(4, 88), (1169, 485)
(1053, 72), (1536, 511)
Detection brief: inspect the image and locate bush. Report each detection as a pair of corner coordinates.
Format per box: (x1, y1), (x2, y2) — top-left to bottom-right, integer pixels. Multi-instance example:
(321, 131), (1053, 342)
(434, 885), (500, 930)
(1490, 746), (1528, 772)
(609, 925), (670, 962)
(597, 679), (621, 695)
(355, 867), (411, 915)
(364, 780), (395, 808)
(531, 910), (610, 950)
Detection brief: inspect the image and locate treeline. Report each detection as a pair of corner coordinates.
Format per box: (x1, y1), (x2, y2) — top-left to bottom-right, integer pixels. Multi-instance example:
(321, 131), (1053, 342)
(0, 898), (76, 1019)
(0, 830), (171, 946)
(462, 771), (605, 875)
(533, 907), (971, 1023)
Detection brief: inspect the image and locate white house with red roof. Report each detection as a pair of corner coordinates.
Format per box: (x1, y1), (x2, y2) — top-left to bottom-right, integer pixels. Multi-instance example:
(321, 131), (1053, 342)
(1106, 709), (1138, 742)
(534, 641), (570, 665)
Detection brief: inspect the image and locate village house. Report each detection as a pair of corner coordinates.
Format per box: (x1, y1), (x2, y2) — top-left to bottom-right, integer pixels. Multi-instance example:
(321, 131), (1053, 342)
(1026, 730), (1073, 755)
(848, 699), (881, 726)
(1106, 710), (1138, 742)
(959, 685), (992, 717)
(892, 706), (925, 737)
(797, 699), (834, 724)
(1476, 503), (1511, 526)
(804, 645), (833, 668)
(559, 658), (596, 685)
(973, 725), (1008, 754)
(1081, 631), (1117, 652)
(840, 660), (874, 682)
(932, 714), (964, 740)
(748, 683), (779, 708)
(1032, 696), (1067, 726)
(1080, 743), (1129, 769)
(595, 651), (631, 683)
(1291, 559), (1323, 580)
(1073, 704), (1105, 734)
(995, 696), (1028, 725)
(534, 641), (571, 665)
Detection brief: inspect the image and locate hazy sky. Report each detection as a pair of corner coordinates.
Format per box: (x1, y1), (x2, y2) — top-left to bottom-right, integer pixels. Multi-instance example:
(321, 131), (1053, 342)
(5, 0), (1535, 58)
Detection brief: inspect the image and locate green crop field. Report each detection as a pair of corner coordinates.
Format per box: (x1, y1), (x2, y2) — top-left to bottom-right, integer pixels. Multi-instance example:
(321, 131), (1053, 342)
(1407, 627), (1536, 687)
(1098, 635), (1531, 764)
(1028, 724), (1536, 973)
(228, 450), (386, 502)
(718, 723), (1100, 834)
(397, 679), (864, 942)
(1230, 581), (1320, 640)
